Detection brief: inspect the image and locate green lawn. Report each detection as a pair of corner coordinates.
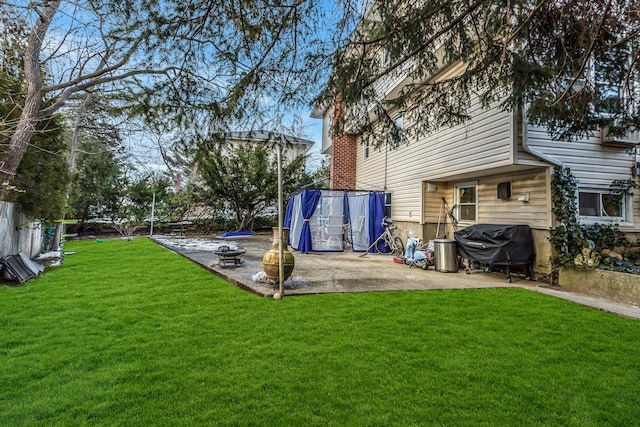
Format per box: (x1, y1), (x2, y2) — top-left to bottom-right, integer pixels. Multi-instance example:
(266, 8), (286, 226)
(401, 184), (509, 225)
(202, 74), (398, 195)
(1, 238), (639, 426)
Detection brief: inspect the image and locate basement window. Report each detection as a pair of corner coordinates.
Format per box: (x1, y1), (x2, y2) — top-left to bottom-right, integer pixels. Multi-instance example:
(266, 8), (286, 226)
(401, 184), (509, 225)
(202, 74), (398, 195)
(385, 192), (392, 218)
(578, 189), (630, 224)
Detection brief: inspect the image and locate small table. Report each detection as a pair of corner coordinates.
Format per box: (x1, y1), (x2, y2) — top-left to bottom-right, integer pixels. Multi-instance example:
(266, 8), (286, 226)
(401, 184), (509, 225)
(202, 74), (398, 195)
(214, 246), (246, 267)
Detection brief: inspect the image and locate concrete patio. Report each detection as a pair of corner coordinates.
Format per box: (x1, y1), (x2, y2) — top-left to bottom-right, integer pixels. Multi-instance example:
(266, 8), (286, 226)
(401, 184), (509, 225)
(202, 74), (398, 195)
(152, 234), (640, 320)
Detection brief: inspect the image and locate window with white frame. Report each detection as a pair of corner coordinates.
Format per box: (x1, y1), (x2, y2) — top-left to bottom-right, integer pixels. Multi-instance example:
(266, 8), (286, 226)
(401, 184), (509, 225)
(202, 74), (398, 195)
(389, 113), (404, 148)
(455, 182), (477, 223)
(393, 113), (403, 130)
(380, 47), (391, 68)
(594, 61), (623, 115)
(384, 192), (392, 218)
(363, 135), (370, 159)
(561, 55), (627, 117)
(578, 189), (630, 223)
(393, 114), (404, 139)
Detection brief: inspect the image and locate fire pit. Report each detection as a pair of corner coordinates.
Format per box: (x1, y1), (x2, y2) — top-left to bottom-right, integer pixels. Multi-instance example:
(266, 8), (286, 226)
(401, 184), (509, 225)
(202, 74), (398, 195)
(214, 245), (246, 267)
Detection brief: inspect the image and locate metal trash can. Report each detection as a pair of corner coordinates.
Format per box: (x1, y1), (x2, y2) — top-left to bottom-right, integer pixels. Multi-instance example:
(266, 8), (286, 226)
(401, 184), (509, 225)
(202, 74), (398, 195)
(434, 239), (458, 273)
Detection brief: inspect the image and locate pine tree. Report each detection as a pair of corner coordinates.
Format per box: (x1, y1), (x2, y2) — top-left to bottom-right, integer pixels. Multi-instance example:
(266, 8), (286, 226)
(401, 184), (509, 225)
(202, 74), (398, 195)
(319, 0), (640, 144)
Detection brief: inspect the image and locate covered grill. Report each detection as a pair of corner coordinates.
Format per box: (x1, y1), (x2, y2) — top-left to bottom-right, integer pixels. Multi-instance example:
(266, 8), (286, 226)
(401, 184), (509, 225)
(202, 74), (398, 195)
(454, 224), (535, 282)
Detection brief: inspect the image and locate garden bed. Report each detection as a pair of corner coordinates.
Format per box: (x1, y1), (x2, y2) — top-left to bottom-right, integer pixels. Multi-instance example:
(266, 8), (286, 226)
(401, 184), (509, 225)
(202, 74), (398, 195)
(558, 267), (640, 306)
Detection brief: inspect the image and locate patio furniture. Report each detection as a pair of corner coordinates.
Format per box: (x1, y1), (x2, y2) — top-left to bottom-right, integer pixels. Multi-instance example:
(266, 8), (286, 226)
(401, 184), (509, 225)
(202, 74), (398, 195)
(168, 221), (193, 237)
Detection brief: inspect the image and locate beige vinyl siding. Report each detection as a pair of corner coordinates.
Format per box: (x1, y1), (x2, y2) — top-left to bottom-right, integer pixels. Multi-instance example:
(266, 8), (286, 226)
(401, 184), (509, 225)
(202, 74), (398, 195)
(355, 140), (423, 221)
(428, 169), (549, 230)
(425, 105), (513, 180)
(476, 169), (550, 229)
(423, 182), (449, 223)
(355, 96), (513, 223)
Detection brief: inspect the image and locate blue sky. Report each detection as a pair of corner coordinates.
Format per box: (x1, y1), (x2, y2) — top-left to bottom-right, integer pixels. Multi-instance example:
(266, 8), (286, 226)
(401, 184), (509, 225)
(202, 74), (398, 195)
(36, 0), (352, 173)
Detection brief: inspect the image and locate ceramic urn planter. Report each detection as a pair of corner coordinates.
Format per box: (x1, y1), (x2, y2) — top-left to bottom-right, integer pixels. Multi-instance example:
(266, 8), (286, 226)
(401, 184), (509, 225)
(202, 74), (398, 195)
(262, 227), (295, 283)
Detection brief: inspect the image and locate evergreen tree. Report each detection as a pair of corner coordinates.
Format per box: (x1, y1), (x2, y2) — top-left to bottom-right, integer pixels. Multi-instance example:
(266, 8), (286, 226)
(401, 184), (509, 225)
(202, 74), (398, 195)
(196, 139), (312, 231)
(69, 138), (126, 228)
(4, 0), (637, 191)
(125, 173), (173, 226)
(318, 0), (640, 144)
(7, 115), (70, 220)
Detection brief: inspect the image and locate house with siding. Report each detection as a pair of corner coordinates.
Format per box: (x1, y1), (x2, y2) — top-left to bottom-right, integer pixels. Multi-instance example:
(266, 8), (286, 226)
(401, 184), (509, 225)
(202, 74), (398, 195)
(188, 130), (314, 185)
(313, 46), (640, 277)
(223, 131), (314, 164)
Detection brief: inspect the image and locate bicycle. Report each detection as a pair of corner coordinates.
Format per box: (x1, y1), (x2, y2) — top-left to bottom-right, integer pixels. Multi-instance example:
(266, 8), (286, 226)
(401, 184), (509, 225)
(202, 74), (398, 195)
(360, 217), (405, 257)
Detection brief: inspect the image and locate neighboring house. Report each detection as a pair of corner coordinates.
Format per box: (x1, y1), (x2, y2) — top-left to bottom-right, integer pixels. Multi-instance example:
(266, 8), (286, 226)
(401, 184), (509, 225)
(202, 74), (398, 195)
(223, 130), (314, 164)
(189, 130), (315, 220)
(313, 50), (640, 277)
(188, 130), (314, 185)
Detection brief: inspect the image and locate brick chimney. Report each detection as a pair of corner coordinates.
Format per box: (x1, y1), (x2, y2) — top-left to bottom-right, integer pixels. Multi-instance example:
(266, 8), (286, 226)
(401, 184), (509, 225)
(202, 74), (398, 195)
(330, 98), (357, 190)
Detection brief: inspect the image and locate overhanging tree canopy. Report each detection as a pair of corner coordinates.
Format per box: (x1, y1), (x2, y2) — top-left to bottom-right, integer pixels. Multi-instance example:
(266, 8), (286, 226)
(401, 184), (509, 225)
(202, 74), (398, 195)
(317, 0), (640, 144)
(3, 0), (639, 197)
(0, 0), (343, 190)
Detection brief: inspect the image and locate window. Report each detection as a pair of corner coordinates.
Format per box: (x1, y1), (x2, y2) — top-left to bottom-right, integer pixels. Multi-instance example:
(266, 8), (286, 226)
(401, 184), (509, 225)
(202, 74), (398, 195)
(561, 56), (626, 116)
(594, 61), (622, 115)
(497, 182), (511, 200)
(381, 47), (391, 68)
(393, 113), (403, 131)
(384, 192), (392, 218)
(578, 189), (629, 222)
(389, 113), (404, 148)
(393, 114), (404, 139)
(455, 182), (477, 223)
(363, 136), (370, 159)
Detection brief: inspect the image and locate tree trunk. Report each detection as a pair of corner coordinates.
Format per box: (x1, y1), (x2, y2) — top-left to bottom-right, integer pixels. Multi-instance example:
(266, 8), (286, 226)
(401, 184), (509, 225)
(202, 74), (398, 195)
(0, 1), (61, 191)
(50, 222), (62, 252)
(0, 93), (43, 185)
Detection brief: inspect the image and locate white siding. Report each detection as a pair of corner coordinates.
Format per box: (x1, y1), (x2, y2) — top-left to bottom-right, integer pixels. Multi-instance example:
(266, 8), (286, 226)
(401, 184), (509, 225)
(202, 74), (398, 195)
(355, 96), (513, 223)
(321, 108), (333, 155)
(525, 126), (636, 187)
(525, 125), (640, 231)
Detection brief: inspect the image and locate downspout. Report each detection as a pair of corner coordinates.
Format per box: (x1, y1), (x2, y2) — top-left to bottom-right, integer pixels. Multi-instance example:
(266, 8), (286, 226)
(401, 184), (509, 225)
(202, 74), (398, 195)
(522, 104), (563, 286)
(521, 104), (564, 168)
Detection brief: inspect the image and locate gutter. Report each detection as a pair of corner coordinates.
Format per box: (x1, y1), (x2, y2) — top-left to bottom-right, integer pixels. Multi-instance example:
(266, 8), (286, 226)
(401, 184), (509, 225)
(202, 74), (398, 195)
(521, 105), (564, 168)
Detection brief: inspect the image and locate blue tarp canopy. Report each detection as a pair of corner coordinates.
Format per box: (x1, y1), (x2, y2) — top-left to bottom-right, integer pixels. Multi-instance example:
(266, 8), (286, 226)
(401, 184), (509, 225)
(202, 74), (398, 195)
(284, 189), (385, 253)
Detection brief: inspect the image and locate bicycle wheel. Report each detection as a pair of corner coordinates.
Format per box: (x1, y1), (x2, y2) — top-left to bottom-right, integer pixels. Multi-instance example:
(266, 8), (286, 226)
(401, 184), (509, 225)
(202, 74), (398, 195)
(393, 236), (405, 257)
(373, 235), (388, 253)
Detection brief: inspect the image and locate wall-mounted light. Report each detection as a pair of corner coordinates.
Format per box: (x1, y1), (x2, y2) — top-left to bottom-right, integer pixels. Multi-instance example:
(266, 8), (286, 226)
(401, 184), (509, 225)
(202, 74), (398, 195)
(518, 193), (530, 202)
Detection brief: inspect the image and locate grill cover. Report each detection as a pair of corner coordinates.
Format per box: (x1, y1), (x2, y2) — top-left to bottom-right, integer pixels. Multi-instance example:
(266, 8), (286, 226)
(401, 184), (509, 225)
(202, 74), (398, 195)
(454, 224), (535, 265)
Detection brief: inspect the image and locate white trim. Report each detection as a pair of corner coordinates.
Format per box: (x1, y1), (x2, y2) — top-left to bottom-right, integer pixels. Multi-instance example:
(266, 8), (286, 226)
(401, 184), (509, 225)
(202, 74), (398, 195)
(454, 181), (478, 224)
(577, 187), (633, 226)
(363, 136), (370, 160)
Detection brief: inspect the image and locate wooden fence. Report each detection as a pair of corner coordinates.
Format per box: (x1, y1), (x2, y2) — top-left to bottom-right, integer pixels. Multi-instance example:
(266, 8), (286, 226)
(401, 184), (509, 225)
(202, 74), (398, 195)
(0, 201), (42, 259)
